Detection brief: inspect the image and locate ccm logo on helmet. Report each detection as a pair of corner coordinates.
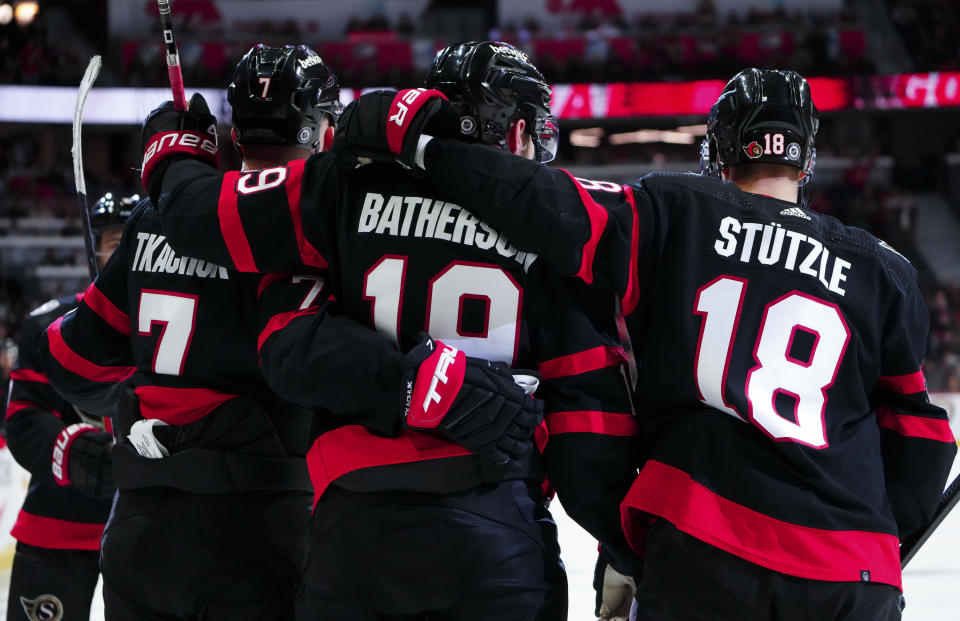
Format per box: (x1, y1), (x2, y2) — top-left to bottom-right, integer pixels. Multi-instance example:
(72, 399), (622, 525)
(143, 132), (217, 170)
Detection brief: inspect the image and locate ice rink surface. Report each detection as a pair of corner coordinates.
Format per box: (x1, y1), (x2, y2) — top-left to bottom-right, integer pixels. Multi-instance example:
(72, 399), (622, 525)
(1, 449), (958, 620)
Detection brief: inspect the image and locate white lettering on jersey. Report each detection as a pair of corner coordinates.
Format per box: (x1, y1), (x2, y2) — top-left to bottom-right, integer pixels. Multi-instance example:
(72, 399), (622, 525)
(357, 192), (537, 271)
(132, 232), (229, 280)
(712, 217), (852, 296)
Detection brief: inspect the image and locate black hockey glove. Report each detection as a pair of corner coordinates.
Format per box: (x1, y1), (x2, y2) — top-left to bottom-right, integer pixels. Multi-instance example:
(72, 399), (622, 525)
(402, 335), (543, 467)
(593, 547), (637, 620)
(52, 423), (116, 499)
(332, 88), (459, 170)
(141, 92), (219, 201)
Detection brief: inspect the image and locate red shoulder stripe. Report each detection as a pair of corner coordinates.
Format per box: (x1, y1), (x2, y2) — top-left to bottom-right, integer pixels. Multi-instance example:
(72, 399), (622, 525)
(560, 169), (608, 285)
(82, 282), (130, 335)
(258, 307), (318, 353)
(257, 273), (287, 297)
(285, 159), (328, 269)
(621, 185), (642, 316)
(218, 170), (259, 272)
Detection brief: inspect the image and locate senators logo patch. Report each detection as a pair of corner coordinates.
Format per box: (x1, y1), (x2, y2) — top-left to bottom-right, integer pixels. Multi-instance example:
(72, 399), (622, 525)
(20, 594), (64, 621)
(743, 141), (763, 159)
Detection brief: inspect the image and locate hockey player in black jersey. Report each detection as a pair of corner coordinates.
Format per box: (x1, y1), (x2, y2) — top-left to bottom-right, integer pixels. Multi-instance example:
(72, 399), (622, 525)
(36, 45), (345, 621)
(4, 192), (129, 621)
(139, 40), (640, 620)
(332, 68), (957, 620)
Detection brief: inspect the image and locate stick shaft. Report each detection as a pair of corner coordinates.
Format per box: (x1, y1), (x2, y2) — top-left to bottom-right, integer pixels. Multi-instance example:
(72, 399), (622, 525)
(72, 56), (102, 281)
(901, 470), (960, 568)
(157, 0), (187, 111)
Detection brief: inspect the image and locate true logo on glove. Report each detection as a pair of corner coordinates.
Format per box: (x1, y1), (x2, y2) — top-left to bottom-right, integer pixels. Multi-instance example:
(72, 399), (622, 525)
(424, 344), (460, 413)
(407, 341), (467, 428)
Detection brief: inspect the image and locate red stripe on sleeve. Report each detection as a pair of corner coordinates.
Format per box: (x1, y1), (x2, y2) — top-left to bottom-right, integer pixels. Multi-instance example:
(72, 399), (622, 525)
(285, 159), (328, 269)
(82, 282), (130, 335)
(5, 401), (61, 420)
(538, 345), (626, 380)
(6, 401), (34, 420)
(877, 371), (927, 394)
(876, 406), (955, 443)
(547, 410), (639, 436)
(10, 369), (49, 383)
(621, 185), (642, 316)
(559, 170), (609, 285)
(258, 307), (318, 352)
(217, 171), (258, 272)
(47, 316), (136, 383)
(257, 273), (287, 297)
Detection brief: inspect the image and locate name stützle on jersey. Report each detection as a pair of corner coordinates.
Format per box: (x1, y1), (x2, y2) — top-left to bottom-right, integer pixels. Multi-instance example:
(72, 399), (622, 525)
(713, 215), (852, 296)
(357, 192), (537, 271)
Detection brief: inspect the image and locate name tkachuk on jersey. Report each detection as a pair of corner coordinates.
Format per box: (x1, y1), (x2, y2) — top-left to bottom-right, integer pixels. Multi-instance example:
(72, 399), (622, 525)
(357, 192), (538, 271)
(132, 232), (229, 280)
(713, 215), (852, 296)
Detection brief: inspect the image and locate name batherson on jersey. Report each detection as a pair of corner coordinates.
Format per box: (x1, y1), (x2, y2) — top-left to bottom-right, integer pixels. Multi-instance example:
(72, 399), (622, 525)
(153, 153), (642, 568)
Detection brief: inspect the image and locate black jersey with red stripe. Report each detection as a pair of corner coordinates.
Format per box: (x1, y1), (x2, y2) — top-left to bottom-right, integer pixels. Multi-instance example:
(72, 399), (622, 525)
(412, 138), (956, 589)
(155, 156), (641, 570)
(37, 201), (316, 466)
(5, 296), (111, 550)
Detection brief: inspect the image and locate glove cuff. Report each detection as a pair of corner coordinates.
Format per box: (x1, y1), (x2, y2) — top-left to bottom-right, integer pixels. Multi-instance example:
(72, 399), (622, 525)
(386, 88), (448, 155)
(406, 339), (466, 429)
(52, 423), (98, 486)
(141, 130), (219, 191)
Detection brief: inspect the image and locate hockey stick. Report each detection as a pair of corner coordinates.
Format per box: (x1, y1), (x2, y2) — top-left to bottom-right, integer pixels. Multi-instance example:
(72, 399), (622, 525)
(71, 55), (102, 282)
(156, 0), (187, 111)
(900, 470), (960, 568)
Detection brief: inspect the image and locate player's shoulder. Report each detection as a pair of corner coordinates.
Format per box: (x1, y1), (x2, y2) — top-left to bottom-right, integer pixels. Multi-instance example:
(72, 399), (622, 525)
(636, 172), (747, 209)
(820, 215), (918, 293)
(26, 293), (81, 328)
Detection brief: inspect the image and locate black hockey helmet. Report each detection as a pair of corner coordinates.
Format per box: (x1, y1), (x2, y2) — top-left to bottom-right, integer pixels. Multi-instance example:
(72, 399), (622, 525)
(425, 41), (558, 163)
(702, 68), (818, 183)
(228, 44), (343, 150)
(90, 192), (136, 242)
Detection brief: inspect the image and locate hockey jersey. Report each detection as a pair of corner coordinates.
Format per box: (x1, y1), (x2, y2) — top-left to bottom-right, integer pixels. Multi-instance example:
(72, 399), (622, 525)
(411, 137), (957, 590)
(38, 202), (315, 493)
(156, 155), (641, 567)
(5, 295), (111, 550)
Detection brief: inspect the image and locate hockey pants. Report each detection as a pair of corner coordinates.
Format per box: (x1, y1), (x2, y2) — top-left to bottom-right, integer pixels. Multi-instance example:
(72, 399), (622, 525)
(634, 520), (903, 621)
(297, 479), (568, 621)
(6, 542), (100, 621)
(100, 486), (311, 621)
